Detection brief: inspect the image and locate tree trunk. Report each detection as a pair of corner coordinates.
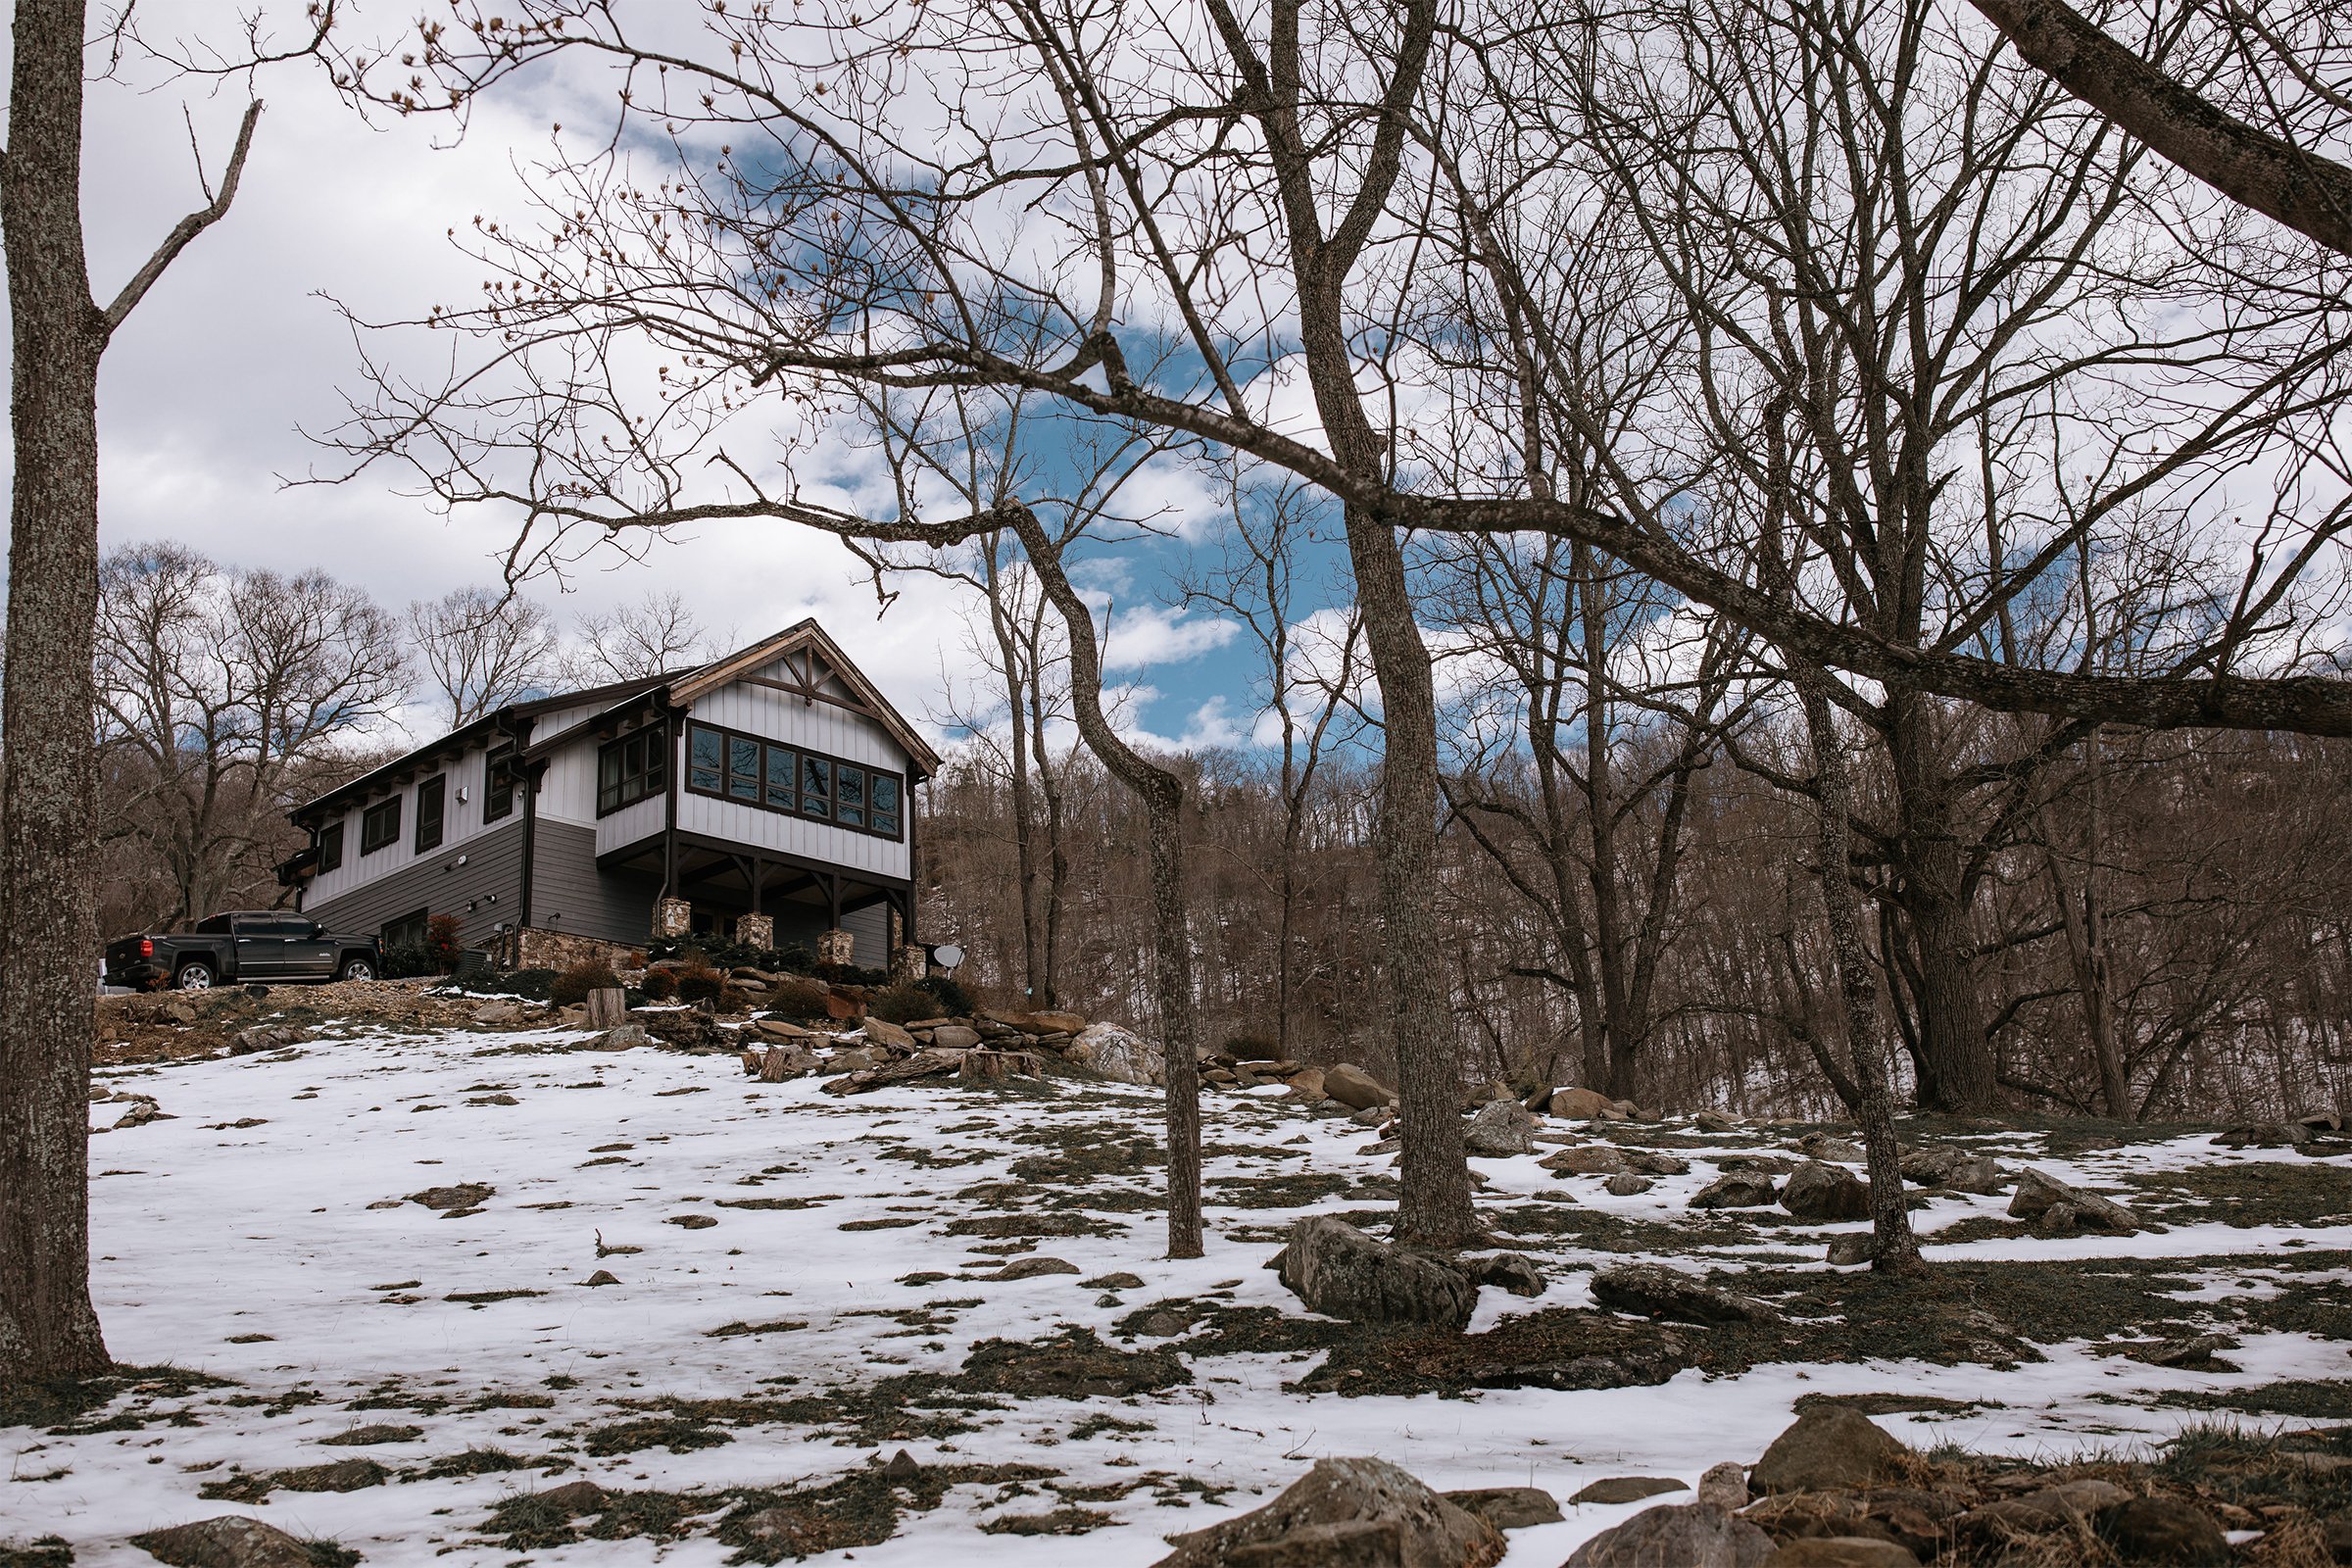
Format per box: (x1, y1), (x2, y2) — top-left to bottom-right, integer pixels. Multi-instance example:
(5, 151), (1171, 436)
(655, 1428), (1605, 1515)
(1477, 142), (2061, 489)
(0, 0), (115, 1382)
(1886, 692), (1997, 1112)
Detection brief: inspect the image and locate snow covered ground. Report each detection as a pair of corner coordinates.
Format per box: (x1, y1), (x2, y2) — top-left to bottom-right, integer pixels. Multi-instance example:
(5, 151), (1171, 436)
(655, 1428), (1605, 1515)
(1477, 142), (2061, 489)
(7, 1015), (2348, 1565)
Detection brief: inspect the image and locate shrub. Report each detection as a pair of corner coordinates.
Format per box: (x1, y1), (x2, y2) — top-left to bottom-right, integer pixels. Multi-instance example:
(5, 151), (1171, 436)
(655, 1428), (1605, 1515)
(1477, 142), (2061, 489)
(674, 963), (726, 1004)
(639, 967), (679, 1002)
(424, 914), (466, 973)
(764, 975), (834, 1021)
(549, 957), (622, 1007)
(1224, 1032), (1280, 1060)
(865, 982), (934, 1024)
(380, 943), (438, 980)
(914, 971), (975, 1018)
(494, 968), (559, 1002)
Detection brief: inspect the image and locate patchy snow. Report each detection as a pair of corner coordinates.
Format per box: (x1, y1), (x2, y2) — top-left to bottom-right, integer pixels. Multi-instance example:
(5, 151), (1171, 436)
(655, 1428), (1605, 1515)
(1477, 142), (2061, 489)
(7, 1021), (2348, 1565)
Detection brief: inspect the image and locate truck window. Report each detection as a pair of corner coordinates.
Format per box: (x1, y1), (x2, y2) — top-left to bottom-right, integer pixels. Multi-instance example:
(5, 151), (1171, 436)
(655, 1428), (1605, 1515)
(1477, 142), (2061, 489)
(195, 914), (232, 935)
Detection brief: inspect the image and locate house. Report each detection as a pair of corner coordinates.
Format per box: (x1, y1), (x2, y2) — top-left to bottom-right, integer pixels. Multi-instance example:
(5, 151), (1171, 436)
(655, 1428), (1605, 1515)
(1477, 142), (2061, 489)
(280, 619), (941, 971)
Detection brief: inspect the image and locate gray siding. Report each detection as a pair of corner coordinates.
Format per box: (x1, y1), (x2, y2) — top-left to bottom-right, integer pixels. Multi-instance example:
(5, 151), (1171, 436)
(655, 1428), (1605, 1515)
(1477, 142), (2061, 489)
(303, 819), (525, 948)
(528, 818), (660, 948)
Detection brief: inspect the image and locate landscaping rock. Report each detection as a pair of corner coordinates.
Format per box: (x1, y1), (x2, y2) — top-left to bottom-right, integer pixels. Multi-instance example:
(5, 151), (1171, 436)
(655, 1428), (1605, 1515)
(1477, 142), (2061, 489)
(1566, 1503), (1773, 1568)
(1442, 1488), (1561, 1531)
(1696, 1462), (1749, 1509)
(985, 1255), (1080, 1281)
(2096, 1496), (2229, 1564)
(580, 1269), (620, 1287)
(1152, 1456), (1505, 1568)
(930, 1023), (982, 1051)
(408, 1183), (493, 1211)
(1691, 1173), (1781, 1208)
(1896, 1147), (2007, 1194)
(1825, 1234), (1876, 1267)
(1028, 1009), (1088, 1035)
(1324, 1063), (1397, 1110)
(1692, 1110), (1740, 1133)
(1467, 1252), (1544, 1298)
(537, 1480), (610, 1514)
(1794, 1132), (1865, 1163)
(1761, 1539), (1920, 1567)
(1956, 1479), (2132, 1535)
(1065, 1022), (1162, 1086)
(130, 1517), (323, 1568)
(1590, 1263), (1780, 1326)
(1572, 1476), (1688, 1505)
(2213, 1121), (2312, 1149)
(1627, 1151), (1690, 1175)
(1781, 1161), (1871, 1221)
(2007, 1168), (2141, 1235)
(1276, 1216), (1477, 1330)
(1605, 1173), (1654, 1196)
(1548, 1087), (1619, 1119)
(1543, 1146), (1633, 1177)
(862, 1017), (915, 1051)
(1288, 1066), (1327, 1101)
(1751, 1408), (1909, 1494)
(1463, 1098), (1537, 1156)
(591, 1023), (651, 1052)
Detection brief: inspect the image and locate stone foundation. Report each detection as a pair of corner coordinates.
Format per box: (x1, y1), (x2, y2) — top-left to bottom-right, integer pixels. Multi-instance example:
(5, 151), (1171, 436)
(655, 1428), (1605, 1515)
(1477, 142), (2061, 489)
(890, 944), (925, 983)
(656, 897), (693, 938)
(736, 912), (774, 950)
(511, 927), (645, 973)
(816, 928), (857, 967)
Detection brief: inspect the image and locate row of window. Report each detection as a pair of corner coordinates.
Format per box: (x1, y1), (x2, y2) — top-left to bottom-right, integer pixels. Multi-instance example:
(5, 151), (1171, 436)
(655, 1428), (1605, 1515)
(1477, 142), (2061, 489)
(318, 749), (517, 871)
(596, 725), (667, 815)
(680, 722), (904, 839)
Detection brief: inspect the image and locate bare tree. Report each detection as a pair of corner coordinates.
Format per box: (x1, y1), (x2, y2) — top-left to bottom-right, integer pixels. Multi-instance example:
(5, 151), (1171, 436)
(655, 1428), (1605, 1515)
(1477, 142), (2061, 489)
(407, 586), (560, 728)
(565, 590), (718, 685)
(2, 0), (329, 1383)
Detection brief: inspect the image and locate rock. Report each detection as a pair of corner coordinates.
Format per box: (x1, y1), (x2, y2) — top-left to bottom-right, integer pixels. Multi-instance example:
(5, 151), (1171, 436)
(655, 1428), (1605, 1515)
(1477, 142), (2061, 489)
(1542, 1146), (1632, 1176)
(1467, 1252), (1544, 1298)
(1289, 1067), (1328, 1101)
(1751, 1408), (1910, 1494)
(1719, 1153), (1797, 1175)
(1566, 1503), (1774, 1568)
(881, 1447), (923, 1480)
(592, 1023), (651, 1052)
(1028, 1010), (1087, 1035)
(665, 1213), (718, 1229)
(471, 1003), (524, 1026)
(2007, 1168), (2141, 1234)
(1442, 1488), (1560, 1531)
(1590, 1263), (1780, 1326)
(1464, 1099), (1537, 1156)
(1627, 1151), (1690, 1175)
(1794, 1132), (1866, 1163)
(1696, 1462), (1748, 1509)
(1782, 1161), (1872, 1221)
(1762, 1540), (1920, 1567)
(1349, 1105), (1392, 1127)
(863, 1017), (916, 1051)
(1324, 1063), (1397, 1111)
(1066, 1022), (1163, 1086)
(1548, 1087), (1619, 1119)
(1572, 1476), (1688, 1505)
(1605, 1173), (1655, 1196)
(1825, 1234), (1876, 1267)
(114, 1101), (166, 1129)
(930, 1023), (982, 1051)
(2094, 1496), (2228, 1564)
(537, 1480), (610, 1514)
(1691, 1173), (1781, 1208)
(129, 1516), (323, 1568)
(1956, 1479), (2132, 1535)
(1152, 1456), (1505, 1568)
(580, 1269), (620, 1287)
(1693, 1111), (1740, 1133)
(408, 1183), (493, 1211)
(1276, 1216), (1477, 1330)
(1897, 1147), (2007, 1194)
(986, 1256), (1080, 1281)
(2213, 1121), (2312, 1149)
(752, 1016), (814, 1040)
(231, 1025), (306, 1054)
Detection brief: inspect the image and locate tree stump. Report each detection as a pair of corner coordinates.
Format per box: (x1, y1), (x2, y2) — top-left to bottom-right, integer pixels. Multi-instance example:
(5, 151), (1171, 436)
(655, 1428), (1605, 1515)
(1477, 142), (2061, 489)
(585, 987), (630, 1029)
(758, 1047), (806, 1083)
(958, 1049), (1043, 1085)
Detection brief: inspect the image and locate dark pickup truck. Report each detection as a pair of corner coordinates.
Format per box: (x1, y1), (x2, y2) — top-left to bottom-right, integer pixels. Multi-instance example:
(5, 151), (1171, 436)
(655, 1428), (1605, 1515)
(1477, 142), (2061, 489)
(105, 911), (382, 991)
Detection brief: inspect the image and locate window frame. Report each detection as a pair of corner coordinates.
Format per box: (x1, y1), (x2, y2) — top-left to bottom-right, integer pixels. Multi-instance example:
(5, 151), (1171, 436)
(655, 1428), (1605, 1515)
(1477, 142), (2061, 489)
(359, 795), (402, 857)
(415, 774), (446, 852)
(317, 820), (345, 873)
(595, 722), (668, 817)
(680, 720), (906, 841)
(484, 745), (518, 822)
(381, 907), (429, 951)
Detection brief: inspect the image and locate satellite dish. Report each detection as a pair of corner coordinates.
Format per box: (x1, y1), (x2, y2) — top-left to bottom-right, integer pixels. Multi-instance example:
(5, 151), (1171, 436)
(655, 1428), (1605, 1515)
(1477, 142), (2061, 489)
(932, 944), (965, 971)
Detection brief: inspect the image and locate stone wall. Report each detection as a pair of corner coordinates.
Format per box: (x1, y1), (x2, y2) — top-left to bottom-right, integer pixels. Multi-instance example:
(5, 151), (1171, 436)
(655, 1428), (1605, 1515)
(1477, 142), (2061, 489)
(511, 926), (646, 973)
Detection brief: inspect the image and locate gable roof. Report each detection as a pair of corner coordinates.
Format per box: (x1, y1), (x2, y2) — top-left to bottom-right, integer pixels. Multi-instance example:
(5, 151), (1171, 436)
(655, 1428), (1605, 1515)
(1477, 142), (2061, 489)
(289, 620), (938, 828)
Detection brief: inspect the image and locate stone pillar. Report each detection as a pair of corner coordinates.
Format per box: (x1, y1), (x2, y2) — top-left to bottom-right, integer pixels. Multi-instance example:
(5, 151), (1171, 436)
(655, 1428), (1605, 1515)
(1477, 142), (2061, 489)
(655, 897), (693, 939)
(735, 912), (774, 951)
(890, 944), (924, 983)
(816, 928), (857, 967)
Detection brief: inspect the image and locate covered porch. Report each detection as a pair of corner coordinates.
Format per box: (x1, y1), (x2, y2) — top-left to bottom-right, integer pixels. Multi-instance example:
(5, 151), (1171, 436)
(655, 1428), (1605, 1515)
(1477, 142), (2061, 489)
(598, 828), (914, 966)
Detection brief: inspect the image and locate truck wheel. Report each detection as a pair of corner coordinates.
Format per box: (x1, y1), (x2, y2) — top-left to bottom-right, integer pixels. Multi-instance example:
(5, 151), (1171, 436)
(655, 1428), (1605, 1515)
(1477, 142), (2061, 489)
(336, 957), (375, 983)
(174, 961), (216, 990)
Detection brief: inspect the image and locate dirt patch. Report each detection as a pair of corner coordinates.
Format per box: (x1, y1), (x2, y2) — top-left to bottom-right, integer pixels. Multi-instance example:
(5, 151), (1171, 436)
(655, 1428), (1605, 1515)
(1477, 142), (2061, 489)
(95, 980), (480, 1066)
(960, 1327), (1191, 1398)
(199, 1457), (390, 1502)
(1, 1364), (232, 1434)
(2118, 1159), (2352, 1228)
(583, 1416), (736, 1457)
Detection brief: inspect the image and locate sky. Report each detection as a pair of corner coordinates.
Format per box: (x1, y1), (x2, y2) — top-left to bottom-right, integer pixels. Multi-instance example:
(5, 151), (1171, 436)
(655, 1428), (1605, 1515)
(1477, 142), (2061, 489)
(7, 3), (1283, 757)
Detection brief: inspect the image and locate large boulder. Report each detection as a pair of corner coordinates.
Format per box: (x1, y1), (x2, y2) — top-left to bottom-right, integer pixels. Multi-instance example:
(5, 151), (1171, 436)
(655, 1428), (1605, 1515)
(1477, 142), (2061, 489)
(1065, 1022), (1162, 1086)
(1781, 1161), (1871, 1221)
(130, 1516), (323, 1568)
(2096, 1497), (2229, 1565)
(1276, 1216), (1478, 1330)
(1324, 1063), (1397, 1110)
(861, 1017), (915, 1051)
(2007, 1169), (2141, 1235)
(1691, 1173), (1782, 1209)
(1152, 1456), (1505, 1568)
(1566, 1504), (1774, 1568)
(1028, 1009), (1088, 1036)
(1761, 1541), (1922, 1567)
(1590, 1263), (1780, 1326)
(1793, 1132), (1866, 1163)
(1543, 1146), (1633, 1177)
(1549, 1087), (1620, 1119)
(1897, 1147), (2008, 1194)
(1442, 1488), (1561, 1531)
(1463, 1098), (1537, 1156)
(1750, 1407), (1910, 1494)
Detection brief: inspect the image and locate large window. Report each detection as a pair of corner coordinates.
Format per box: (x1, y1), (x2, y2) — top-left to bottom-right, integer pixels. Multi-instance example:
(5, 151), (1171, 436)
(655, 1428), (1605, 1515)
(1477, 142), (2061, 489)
(484, 746), (518, 822)
(360, 796), (402, 856)
(596, 724), (668, 816)
(317, 821), (344, 873)
(415, 774), (446, 852)
(382, 908), (429, 950)
(682, 721), (905, 841)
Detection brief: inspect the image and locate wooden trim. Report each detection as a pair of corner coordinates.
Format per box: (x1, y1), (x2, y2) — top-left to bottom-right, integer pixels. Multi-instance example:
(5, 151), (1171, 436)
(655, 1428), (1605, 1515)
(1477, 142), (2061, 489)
(599, 827), (913, 893)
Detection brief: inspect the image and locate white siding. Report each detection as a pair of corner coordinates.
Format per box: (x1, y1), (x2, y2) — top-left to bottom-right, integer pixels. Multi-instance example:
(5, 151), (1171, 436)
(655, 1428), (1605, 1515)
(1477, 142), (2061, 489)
(526, 703), (603, 826)
(676, 669), (912, 881)
(595, 791), (666, 858)
(303, 741), (516, 908)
